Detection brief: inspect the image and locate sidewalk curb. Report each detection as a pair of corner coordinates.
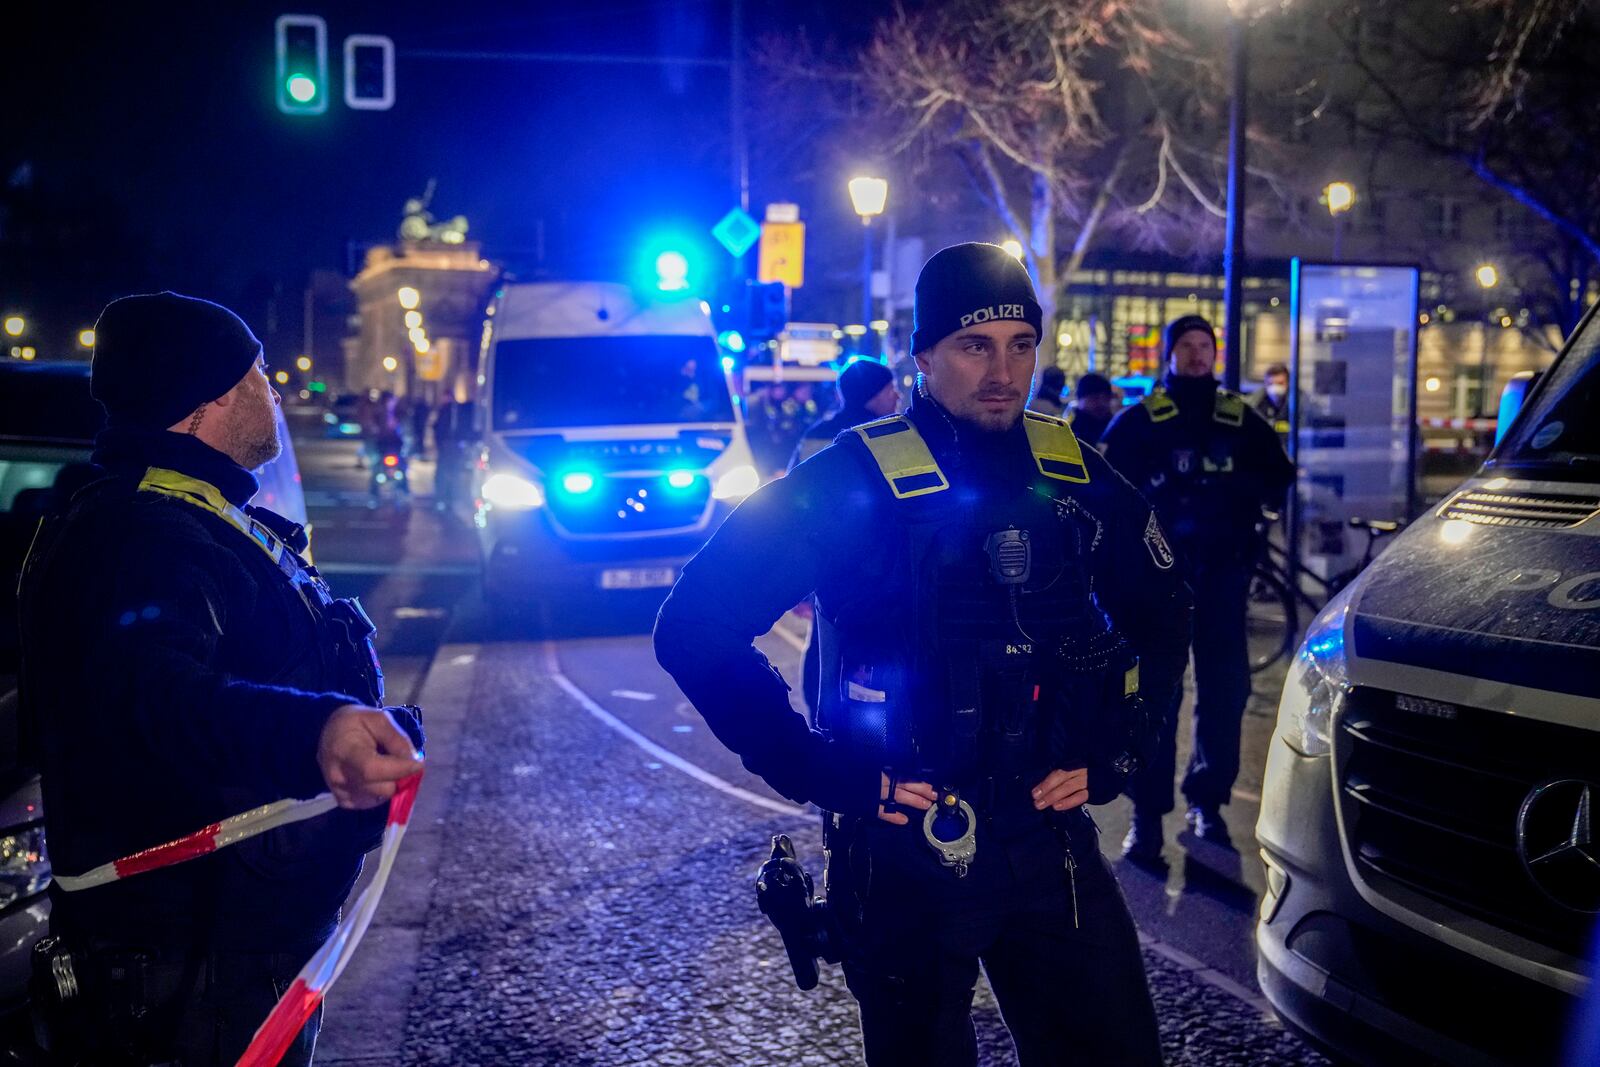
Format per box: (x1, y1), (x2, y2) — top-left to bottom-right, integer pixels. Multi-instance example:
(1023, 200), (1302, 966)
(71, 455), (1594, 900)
(315, 641), (481, 1064)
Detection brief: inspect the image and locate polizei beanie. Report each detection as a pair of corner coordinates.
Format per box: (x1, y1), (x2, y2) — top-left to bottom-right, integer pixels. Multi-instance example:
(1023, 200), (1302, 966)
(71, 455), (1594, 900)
(91, 292), (264, 429)
(910, 242), (1043, 354)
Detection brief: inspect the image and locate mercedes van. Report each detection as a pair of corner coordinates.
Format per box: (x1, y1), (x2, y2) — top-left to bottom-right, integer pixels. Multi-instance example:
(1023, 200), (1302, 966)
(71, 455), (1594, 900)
(1256, 303), (1600, 1065)
(473, 281), (759, 614)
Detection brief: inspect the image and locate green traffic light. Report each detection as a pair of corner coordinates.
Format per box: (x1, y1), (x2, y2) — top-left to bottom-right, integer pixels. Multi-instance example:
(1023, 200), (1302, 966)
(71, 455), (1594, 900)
(286, 74), (318, 103)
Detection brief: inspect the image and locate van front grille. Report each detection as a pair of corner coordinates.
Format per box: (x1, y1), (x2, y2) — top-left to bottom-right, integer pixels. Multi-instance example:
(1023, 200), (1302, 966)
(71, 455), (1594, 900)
(1338, 688), (1600, 959)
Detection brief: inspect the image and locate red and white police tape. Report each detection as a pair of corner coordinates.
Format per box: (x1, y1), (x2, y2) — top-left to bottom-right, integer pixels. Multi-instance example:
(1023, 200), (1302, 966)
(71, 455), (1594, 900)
(52, 773), (424, 1067)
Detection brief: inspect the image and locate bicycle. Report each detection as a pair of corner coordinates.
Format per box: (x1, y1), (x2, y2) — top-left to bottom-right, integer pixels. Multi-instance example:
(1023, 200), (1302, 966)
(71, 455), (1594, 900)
(1246, 514), (1403, 674)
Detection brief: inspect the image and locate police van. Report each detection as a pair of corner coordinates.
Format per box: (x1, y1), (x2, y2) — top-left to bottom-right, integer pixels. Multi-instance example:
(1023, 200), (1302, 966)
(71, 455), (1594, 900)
(473, 281), (759, 615)
(1256, 302), (1600, 1065)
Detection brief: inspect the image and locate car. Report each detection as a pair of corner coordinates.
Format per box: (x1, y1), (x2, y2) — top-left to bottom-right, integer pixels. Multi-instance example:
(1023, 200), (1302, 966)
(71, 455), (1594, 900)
(0, 358), (307, 1014)
(1255, 299), (1600, 1066)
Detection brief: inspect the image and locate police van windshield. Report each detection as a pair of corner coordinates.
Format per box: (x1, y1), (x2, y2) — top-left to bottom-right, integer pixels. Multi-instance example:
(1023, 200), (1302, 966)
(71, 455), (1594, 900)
(492, 335), (735, 430)
(1494, 310), (1600, 475)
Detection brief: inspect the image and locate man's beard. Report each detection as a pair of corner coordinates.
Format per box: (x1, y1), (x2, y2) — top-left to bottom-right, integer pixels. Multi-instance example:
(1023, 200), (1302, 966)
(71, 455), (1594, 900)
(230, 416), (282, 470)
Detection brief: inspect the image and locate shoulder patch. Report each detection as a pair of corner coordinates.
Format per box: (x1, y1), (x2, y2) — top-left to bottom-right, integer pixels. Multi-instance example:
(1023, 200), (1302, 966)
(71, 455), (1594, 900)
(1144, 512), (1176, 570)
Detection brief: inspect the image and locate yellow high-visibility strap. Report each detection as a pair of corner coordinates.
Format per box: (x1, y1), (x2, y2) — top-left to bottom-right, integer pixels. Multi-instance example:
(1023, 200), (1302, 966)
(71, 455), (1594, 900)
(1021, 411), (1090, 484)
(851, 416), (949, 499)
(138, 467), (285, 564)
(1214, 390), (1246, 427)
(1141, 389), (1179, 423)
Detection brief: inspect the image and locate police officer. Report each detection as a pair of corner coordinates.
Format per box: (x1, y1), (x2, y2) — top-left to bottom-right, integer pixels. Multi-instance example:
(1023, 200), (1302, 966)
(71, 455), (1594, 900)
(1066, 372), (1117, 446)
(1100, 315), (1293, 862)
(656, 244), (1191, 1066)
(1251, 362), (1292, 443)
(17, 292), (425, 1066)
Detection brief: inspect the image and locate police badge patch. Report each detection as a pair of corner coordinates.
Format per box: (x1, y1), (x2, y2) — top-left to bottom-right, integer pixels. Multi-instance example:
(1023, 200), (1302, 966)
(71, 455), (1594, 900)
(1144, 512), (1175, 570)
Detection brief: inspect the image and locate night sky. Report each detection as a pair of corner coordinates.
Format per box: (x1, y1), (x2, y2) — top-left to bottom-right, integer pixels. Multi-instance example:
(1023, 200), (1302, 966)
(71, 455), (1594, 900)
(10, 0), (890, 356)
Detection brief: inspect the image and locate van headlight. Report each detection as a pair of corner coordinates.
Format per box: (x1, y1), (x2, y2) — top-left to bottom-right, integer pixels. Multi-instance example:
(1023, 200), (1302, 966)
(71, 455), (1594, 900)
(712, 464), (759, 502)
(1277, 588), (1355, 758)
(482, 472), (545, 510)
(0, 823), (50, 908)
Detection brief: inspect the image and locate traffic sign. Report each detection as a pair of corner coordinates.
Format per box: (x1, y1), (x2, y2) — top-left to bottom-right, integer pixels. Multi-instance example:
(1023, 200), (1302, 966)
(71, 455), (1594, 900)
(759, 222), (805, 289)
(712, 208), (760, 257)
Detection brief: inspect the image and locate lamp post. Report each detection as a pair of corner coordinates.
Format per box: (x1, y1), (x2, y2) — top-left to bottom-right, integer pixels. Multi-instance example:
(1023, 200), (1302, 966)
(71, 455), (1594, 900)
(1323, 181), (1355, 261)
(848, 176), (888, 343)
(1220, 5), (1248, 391)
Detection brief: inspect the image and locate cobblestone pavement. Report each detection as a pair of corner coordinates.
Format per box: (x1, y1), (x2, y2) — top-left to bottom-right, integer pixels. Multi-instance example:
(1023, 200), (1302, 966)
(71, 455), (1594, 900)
(393, 635), (1327, 1065)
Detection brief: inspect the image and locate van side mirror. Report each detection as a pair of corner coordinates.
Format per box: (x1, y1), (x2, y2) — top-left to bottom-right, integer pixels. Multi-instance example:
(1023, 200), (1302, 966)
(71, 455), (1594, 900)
(1495, 371), (1540, 446)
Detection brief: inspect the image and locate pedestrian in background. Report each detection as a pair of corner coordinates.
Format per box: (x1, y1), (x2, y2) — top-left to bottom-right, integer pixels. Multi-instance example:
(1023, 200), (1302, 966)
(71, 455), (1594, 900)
(1028, 364), (1067, 416)
(1068, 372), (1118, 446)
(1100, 314), (1294, 864)
(16, 292), (424, 1066)
(1252, 362), (1292, 443)
(432, 395), (479, 511)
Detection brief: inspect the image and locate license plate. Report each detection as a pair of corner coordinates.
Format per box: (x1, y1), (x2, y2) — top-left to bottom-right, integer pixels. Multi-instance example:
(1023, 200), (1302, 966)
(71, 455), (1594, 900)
(599, 567), (676, 590)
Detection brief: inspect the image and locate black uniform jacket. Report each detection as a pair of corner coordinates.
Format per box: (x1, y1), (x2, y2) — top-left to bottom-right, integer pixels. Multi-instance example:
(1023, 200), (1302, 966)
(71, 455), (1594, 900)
(18, 428), (380, 953)
(1100, 374), (1294, 557)
(655, 394), (1193, 820)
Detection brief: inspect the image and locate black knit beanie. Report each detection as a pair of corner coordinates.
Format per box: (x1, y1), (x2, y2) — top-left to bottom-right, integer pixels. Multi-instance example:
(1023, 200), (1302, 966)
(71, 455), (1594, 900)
(837, 359), (894, 410)
(1164, 314), (1216, 358)
(91, 292), (264, 429)
(910, 243), (1043, 354)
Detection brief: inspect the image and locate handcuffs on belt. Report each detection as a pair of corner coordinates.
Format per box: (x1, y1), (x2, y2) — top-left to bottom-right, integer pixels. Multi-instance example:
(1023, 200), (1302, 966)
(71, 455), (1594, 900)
(887, 775), (978, 877)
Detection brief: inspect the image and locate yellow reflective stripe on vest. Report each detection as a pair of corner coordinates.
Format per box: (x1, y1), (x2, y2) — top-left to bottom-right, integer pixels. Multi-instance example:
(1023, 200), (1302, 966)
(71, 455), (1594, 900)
(137, 467), (285, 564)
(1021, 411), (1090, 484)
(1140, 389), (1179, 423)
(1214, 390), (1246, 427)
(852, 417), (949, 499)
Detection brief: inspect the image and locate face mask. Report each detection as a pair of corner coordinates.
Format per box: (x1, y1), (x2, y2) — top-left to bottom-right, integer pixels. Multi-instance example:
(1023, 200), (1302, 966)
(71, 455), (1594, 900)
(1266, 385), (1286, 403)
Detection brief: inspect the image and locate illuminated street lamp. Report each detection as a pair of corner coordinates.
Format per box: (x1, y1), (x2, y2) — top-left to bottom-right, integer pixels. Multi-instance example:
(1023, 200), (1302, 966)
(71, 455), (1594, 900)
(1322, 181), (1355, 261)
(3, 316), (24, 338)
(274, 370), (291, 385)
(382, 355), (399, 372)
(408, 326), (426, 346)
(1475, 263), (1500, 289)
(403, 310), (423, 330)
(78, 329), (96, 348)
(295, 355), (313, 372)
(1000, 239), (1025, 261)
(397, 287), (420, 310)
(848, 175), (889, 340)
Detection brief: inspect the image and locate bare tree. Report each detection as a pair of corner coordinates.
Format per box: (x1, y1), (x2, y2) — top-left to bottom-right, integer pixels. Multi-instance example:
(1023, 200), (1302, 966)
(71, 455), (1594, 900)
(1329, 0), (1599, 344)
(863, 0), (1245, 362)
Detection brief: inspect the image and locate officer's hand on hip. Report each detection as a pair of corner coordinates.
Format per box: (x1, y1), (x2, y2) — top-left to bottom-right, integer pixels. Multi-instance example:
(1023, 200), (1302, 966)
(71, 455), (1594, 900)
(877, 773), (936, 826)
(1033, 768), (1090, 812)
(318, 705), (426, 810)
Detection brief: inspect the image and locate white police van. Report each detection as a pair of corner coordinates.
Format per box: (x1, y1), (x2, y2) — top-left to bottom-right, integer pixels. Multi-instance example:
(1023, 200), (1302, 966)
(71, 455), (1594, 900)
(473, 281), (759, 615)
(1256, 302), (1600, 1065)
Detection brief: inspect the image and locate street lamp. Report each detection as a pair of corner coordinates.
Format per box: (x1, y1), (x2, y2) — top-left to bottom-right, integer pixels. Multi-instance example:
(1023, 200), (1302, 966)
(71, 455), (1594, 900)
(78, 329), (96, 348)
(1475, 263), (1500, 289)
(403, 310), (423, 330)
(1323, 181), (1355, 261)
(382, 355), (399, 372)
(848, 176), (889, 338)
(397, 287), (420, 310)
(1220, 1), (1248, 391)
(1000, 239), (1025, 261)
(3, 316), (24, 338)
(296, 355), (313, 372)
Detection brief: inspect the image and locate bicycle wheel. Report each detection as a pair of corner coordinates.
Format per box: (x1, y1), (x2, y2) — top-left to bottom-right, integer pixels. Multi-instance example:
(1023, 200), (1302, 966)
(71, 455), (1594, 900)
(1247, 564), (1298, 674)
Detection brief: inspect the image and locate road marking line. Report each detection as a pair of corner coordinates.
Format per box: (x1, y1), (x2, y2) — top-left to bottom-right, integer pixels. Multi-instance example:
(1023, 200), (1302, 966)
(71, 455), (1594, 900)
(610, 689), (657, 702)
(541, 642), (806, 818)
(1137, 930), (1277, 1019)
(316, 562), (480, 577)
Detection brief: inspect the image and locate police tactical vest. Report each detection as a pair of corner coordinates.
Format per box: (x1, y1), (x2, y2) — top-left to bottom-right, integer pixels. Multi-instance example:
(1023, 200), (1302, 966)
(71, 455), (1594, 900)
(814, 412), (1111, 787)
(135, 467), (385, 707)
(1139, 385), (1246, 478)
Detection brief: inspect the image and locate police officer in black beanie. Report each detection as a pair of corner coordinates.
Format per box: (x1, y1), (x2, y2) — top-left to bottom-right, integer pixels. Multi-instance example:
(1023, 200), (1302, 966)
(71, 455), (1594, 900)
(1101, 314), (1293, 863)
(657, 244), (1189, 1065)
(16, 292), (425, 1065)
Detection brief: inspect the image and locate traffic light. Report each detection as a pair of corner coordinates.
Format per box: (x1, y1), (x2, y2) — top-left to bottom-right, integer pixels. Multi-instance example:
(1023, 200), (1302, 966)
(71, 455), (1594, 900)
(275, 15), (328, 115)
(746, 281), (788, 341)
(344, 34), (395, 111)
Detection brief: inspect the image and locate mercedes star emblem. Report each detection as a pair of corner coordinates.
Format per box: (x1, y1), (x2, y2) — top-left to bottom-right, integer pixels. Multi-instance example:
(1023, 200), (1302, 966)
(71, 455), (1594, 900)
(1517, 779), (1600, 914)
